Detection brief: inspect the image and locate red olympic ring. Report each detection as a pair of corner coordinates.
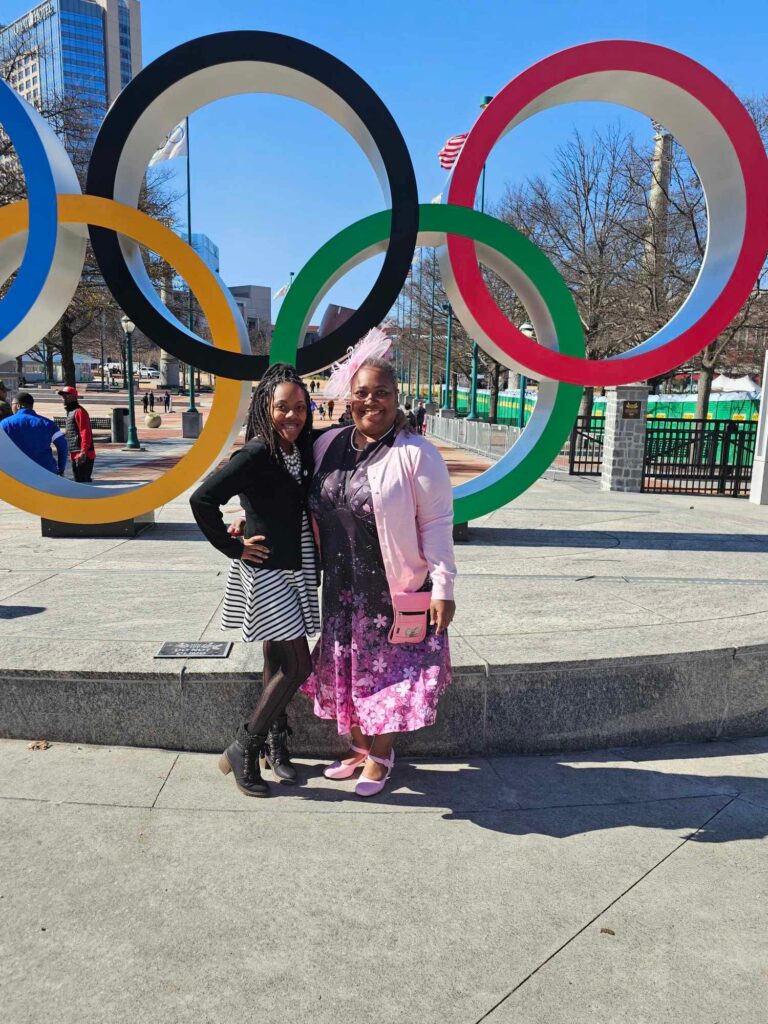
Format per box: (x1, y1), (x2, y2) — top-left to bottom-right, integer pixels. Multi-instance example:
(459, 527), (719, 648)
(446, 41), (768, 386)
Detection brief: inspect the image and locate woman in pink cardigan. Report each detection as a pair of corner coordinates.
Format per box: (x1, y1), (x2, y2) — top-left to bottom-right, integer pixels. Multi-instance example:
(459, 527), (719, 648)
(302, 349), (457, 797)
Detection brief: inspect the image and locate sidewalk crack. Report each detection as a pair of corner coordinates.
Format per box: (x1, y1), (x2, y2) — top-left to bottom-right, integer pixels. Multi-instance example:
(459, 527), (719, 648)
(472, 795), (737, 1024)
(151, 752), (180, 809)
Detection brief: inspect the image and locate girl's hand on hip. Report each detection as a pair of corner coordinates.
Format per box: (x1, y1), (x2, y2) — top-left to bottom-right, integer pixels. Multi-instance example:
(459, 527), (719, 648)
(430, 599), (456, 634)
(240, 535), (270, 565)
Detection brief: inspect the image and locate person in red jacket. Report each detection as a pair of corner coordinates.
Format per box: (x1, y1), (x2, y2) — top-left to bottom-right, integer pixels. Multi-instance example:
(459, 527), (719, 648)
(58, 387), (95, 482)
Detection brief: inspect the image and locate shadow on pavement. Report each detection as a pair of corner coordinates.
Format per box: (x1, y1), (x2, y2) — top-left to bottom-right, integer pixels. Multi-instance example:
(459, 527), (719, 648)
(270, 747), (768, 844)
(0, 605), (46, 619)
(471, 528), (768, 553)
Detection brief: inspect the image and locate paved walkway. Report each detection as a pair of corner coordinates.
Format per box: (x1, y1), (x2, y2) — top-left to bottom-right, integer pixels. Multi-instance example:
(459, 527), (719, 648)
(2, 734), (766, 1023)
(27, 387), (494, 486)
(0, 471), (765, 678)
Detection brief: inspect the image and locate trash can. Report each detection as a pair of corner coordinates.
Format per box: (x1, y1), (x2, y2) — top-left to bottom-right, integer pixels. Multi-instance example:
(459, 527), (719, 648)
(111, 407), (129, 443)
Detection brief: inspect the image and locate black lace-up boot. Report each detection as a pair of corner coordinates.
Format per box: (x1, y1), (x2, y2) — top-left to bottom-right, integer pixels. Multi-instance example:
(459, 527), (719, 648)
(218, 723), (270, 797)
(263, 714), (297, 784)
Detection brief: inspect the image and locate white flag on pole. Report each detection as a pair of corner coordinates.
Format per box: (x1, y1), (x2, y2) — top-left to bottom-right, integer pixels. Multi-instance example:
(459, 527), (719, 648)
(149, 121), (188, 166)
(273, 281), (291, 300)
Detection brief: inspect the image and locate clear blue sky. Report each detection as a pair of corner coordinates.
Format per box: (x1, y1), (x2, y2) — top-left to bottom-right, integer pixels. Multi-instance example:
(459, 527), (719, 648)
(134, 0), (767, 320)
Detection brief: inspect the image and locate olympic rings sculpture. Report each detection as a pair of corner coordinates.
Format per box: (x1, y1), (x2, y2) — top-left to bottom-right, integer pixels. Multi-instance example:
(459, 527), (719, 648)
(1, 33), (766, 526)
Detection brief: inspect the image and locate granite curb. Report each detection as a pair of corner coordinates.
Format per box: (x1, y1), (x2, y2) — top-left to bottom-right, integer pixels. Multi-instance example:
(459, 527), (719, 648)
(2, 641), (766, 757)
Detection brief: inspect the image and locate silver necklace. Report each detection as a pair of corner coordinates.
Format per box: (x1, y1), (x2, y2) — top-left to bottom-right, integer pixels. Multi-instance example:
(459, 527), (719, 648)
(280, 444), (302, 477)
(350, 422), (395, 452)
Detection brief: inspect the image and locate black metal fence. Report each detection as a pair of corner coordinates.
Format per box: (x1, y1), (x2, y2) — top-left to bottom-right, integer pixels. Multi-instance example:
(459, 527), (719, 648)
(54, 415), (112, 430)
(568, 416), (605, 475)
(643, 418), (757, 497)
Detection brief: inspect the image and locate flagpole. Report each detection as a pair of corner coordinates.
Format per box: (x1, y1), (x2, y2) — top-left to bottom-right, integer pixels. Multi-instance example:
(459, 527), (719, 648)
(468, 95), (494, 422)
(185, 116), (197, 416)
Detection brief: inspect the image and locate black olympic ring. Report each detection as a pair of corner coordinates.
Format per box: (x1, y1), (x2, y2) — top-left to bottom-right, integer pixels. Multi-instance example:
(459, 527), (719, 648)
(85, 31), (419, 379)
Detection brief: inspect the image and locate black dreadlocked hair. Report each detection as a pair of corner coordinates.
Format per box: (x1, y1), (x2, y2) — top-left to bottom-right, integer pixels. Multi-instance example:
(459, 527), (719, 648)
(244, 362), (313, 462)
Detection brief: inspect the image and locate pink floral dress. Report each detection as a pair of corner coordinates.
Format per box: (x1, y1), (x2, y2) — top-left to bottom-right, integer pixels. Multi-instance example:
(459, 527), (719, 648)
(301, 427), (451, 735)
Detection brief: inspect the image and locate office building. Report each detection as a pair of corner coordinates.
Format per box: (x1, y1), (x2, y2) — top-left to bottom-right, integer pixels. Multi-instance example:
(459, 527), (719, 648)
(173, 231), (219, 291)
(229, 285), (272, 344)
(189, 232), (219, 275)
(1, 1), (141, 117)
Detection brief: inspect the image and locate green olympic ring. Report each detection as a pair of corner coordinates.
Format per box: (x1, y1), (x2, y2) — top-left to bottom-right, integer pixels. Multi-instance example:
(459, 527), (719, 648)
(271, 203), (585, 522)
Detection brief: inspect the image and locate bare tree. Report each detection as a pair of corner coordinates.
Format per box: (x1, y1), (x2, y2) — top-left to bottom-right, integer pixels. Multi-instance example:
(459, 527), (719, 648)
(622, 100), (768, 416)
(495, 111), (768, 420)
(497, 125), (647, 418)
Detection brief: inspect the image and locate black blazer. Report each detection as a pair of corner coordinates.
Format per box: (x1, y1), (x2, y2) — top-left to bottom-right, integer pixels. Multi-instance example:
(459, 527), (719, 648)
(190, 439), (314, 570)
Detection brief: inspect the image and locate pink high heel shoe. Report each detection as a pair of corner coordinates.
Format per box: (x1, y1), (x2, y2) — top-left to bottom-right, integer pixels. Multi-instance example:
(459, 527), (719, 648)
(355, 750), (395, 798)
(323, 744), (369, 780)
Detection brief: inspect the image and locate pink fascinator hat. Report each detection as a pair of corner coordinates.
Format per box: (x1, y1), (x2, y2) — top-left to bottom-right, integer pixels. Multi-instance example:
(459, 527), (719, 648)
(323, 326), (394, 400)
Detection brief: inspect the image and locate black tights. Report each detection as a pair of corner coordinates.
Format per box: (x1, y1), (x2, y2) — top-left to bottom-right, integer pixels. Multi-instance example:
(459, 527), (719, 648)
(247, 637), (313, 735)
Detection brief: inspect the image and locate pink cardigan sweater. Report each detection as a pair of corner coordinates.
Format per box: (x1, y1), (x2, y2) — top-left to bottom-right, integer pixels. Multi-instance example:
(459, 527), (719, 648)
(314, 428), (457, 601)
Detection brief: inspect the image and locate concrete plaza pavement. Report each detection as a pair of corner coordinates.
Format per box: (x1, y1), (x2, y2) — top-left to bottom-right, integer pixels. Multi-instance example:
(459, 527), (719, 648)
(1, 467), (767, 673)
(2, 733), (767, 1023)
(1, 462), (767, 753)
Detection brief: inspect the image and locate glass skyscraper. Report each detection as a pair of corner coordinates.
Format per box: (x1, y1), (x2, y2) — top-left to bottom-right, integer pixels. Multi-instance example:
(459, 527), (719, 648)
(172, 231), (220, 292)
(1, 0), (141, 119)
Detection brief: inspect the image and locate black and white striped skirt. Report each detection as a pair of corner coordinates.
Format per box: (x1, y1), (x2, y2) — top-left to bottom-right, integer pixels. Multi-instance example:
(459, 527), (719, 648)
(221, 517), (321, 642)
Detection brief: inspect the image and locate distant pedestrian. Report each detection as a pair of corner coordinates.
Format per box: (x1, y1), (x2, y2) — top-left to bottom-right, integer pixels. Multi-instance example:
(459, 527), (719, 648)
(0, 392), (67, 475)
(148, 391), (155, 412)
(318, 403), (325, 419)
(0, 381), (12, 421)
(311, 399), (318, 415)
(168, 392), (174, 413)
(338, 403), (353, 426)
(142, 392), (149, 414)
(327, 399), (335, 420)
(164, 390), (171, 413)
(404, 403), (417, 430)
(310, 380), (316, 394)
(416, 400), (426, 435)
(58, 386), (95, 483)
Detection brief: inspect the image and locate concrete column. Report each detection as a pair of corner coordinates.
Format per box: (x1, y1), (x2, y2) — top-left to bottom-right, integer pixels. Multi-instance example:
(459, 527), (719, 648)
(182, 409), (203, 438)
(600, 385), (649, 493)
(159, 352), (179, 389)
(749, 350), (768, 505)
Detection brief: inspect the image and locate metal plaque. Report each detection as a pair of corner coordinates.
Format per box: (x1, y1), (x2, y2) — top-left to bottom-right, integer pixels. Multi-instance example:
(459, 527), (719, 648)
(622, 401), (642, 419)
(155, 641), (232, 659)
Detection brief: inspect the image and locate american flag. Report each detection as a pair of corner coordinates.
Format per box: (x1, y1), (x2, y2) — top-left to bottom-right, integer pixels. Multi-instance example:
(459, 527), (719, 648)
(437, 132), (468, 170)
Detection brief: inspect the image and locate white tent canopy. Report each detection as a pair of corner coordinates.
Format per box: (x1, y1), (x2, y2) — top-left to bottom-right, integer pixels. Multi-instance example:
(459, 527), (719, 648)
(711, 374), (762, 397)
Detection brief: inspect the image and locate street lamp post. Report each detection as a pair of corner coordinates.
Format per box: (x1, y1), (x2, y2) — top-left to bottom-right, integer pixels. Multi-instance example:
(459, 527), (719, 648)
(466, 96), (494, 423)
(467, 342), (480, 419)
(120, 314), (141, 450)
(440, 302), (454, 414)
(518, 322), (535, 429)
(99, 311), (106, 392)
(181, 116), (202, 439)
(427, 250), (436, 409)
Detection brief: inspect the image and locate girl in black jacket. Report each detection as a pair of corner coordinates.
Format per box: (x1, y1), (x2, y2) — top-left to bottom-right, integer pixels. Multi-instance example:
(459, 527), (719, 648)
(190, 363), (319, 797)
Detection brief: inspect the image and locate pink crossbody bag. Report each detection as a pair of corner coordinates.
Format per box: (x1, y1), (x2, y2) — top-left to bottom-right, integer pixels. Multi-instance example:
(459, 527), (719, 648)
(388, 591), (432, 645)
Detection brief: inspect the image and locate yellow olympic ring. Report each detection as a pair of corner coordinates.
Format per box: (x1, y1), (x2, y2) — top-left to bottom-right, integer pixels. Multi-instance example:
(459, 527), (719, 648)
(0, 194), (248, 524)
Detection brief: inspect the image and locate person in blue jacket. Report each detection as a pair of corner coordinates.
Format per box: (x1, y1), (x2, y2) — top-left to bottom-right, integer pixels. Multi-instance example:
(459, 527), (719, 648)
(0, 391), (68, 475)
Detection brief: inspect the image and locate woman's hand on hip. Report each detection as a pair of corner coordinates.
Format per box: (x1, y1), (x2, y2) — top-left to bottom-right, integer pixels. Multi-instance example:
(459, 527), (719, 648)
(227, 517), (246, 537)
(240, 535), (270, 565)
(430, 599), (456, 634)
